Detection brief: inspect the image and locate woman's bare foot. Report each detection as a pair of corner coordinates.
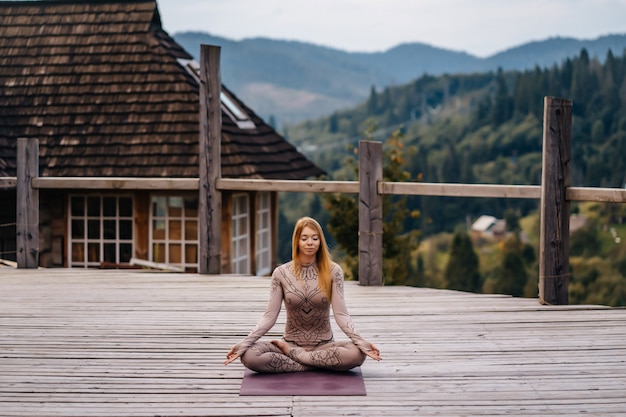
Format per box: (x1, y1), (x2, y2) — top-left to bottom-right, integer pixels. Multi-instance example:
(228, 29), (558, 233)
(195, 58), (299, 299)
(270, 340), (291, 355)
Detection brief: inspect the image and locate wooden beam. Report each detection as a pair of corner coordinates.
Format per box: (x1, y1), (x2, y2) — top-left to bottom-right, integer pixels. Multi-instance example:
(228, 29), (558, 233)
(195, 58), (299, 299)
(32, 177), (199, 190)
(0, 177), (17, 189)
(380, 182), (541, 199)
(271, 191), (279, 271)
(16, 138), (39, 268)
(198, 44), (222, 274)
(25, 178), (626, 204)
(539, 96), (572, 305)
(216, 178), (359, 193)
(566, 187), (626, 203)
(358, 140), (383, 286)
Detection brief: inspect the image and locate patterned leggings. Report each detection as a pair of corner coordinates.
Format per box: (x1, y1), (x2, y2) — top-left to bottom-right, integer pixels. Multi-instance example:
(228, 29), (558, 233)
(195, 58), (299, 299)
(240, 340), (366, 373)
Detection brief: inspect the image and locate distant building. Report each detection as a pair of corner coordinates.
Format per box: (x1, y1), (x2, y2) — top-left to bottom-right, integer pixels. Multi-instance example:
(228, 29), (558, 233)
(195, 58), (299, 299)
(471, 215), (498, 233)
(472, 215), (506, 237)
(472, 213), (586, 245)
(471, 215), (506, 239)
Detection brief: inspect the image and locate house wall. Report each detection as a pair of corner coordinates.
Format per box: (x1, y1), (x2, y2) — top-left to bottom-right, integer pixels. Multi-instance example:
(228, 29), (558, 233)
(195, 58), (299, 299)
(0, 190), (16, 262)
(3, 188), (278, 273)
(1, 190), (67, 267)
(39, 191), (66, 267)
(221, 191), (232, 274)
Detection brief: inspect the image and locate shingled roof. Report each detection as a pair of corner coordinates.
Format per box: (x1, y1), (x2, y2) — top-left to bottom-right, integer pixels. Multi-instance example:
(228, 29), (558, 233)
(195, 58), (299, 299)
(0, 0), (325, 179)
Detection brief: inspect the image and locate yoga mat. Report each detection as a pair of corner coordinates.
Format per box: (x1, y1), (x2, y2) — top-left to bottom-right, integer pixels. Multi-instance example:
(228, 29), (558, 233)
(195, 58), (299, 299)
(239, 367), (366, 396)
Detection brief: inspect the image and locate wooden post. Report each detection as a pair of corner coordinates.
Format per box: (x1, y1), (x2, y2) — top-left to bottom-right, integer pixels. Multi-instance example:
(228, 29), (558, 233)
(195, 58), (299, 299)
(198, 44), (222, 274)
(539, 96), (572, 305)
(16, 138), (39, 268)
(358, 140), (383, 285)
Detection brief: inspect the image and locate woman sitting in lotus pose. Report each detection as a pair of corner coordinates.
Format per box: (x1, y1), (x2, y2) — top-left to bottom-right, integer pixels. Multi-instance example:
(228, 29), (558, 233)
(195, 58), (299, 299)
(224, 216), (381, 373)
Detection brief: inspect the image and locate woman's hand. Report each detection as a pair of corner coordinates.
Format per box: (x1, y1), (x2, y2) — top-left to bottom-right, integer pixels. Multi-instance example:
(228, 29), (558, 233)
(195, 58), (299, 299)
(364, 343), (381, 361)
(224, 345), (241, 365)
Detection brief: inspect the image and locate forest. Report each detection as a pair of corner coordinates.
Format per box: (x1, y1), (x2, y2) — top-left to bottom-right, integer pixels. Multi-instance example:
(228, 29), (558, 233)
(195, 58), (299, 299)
(278, 48), (626, 307)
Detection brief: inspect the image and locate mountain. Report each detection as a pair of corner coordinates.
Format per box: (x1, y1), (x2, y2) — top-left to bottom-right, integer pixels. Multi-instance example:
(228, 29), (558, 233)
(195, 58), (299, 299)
(485, 34), (626, 70)
(173, 32), (626, 126)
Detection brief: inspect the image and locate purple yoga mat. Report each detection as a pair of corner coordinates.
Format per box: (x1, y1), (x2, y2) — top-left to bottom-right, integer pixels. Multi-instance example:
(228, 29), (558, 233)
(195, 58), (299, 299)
(239, 366), (366, 396)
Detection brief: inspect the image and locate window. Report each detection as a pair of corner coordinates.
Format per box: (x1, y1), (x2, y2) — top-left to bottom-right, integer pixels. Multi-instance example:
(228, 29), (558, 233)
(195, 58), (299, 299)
(220, 90), (256, 129)
(255, 192), (272, 276)
(69, 195), (133, 268)
(231, 194), (250, 274)
(177, 58), (255, 129)
(150, 195), (199, 272)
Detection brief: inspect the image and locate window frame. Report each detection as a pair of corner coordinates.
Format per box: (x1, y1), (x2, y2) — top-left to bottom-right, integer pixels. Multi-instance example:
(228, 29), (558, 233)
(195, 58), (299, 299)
(149, 194), (199, 272)
(231, 193), (250, 274)
(255, 192), (272, 276)
(68, 194), (134, 268)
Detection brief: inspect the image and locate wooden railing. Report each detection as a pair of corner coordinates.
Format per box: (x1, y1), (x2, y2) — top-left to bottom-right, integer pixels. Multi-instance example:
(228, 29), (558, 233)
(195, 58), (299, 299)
(210, 95), (626, 305)
(5, 44), (626, 306)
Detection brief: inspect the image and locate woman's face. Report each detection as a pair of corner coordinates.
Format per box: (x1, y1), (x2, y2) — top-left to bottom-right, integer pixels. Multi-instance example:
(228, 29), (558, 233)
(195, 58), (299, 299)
(298, 225), (321, 258)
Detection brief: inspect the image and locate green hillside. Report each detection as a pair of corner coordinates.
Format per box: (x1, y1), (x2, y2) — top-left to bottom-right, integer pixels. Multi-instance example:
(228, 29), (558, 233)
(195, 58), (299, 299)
(280, 48), (626, 306)
(288, 48), (626, 202)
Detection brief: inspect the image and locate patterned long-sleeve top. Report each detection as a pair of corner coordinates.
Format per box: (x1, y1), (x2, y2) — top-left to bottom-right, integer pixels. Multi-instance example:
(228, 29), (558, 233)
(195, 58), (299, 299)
(233, 261), (371, 355)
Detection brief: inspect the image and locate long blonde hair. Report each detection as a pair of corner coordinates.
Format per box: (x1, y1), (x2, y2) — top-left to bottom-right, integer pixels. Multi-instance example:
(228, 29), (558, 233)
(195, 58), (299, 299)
(292, 217), (333, 300)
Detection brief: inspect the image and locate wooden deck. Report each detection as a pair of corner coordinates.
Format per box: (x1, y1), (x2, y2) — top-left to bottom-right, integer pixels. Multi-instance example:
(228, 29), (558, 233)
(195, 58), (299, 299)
(1, 268), (625, 417)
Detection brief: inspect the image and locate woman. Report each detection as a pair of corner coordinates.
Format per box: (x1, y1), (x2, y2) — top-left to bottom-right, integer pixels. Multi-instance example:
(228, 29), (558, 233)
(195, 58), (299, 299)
(224, 216), (381, 373)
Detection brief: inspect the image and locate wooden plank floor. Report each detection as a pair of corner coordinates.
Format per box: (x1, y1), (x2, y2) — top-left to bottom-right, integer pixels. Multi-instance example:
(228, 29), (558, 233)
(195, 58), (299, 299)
(1, 268), (625, 417)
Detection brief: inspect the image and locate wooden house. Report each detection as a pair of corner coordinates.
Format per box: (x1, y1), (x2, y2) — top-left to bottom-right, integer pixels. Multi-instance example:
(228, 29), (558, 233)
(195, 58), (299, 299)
(0, 0), (324, 274)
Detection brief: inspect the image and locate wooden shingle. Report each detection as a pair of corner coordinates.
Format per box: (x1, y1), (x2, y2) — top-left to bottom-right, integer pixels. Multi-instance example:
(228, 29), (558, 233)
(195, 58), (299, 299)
(0, 0), (325, 180)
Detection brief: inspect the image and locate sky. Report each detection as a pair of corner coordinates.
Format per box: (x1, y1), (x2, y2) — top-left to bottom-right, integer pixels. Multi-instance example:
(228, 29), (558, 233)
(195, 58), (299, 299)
(156, 0), (626, 57)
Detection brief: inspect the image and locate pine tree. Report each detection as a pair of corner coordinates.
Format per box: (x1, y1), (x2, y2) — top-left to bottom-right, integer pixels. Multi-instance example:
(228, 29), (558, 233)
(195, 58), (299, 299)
(441, 141), (460, 183)
(444, 229), (481, 292)
(367, 85), (378, 115)
(328, 113), (339, 134)
(484, 234), (528, 297)
(503, 208), (520, 232)
(491, 68), (512, 125)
